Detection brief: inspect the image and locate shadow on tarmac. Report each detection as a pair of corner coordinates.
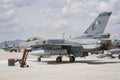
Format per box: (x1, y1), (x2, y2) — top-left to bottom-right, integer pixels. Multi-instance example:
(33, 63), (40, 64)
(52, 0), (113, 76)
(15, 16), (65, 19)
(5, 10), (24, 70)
(40, 60), (120, 65)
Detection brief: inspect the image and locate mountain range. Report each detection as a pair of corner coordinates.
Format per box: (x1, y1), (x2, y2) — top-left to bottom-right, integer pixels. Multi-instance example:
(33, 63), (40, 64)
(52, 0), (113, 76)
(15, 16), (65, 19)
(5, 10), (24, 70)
(0, 39), (25, 48)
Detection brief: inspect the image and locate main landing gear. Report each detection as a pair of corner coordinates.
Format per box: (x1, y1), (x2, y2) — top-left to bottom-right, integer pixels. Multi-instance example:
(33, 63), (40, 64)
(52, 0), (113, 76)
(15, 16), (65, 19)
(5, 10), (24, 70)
(56, 56), (75, 63)
(56, 56), (62, 63)
(37, 56), (41, 62)
(69, 56), (75, 62)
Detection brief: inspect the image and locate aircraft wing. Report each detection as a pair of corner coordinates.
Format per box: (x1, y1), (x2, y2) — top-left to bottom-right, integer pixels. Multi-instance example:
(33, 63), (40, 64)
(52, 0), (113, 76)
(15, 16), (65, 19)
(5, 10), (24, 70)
(31, 43), (81, 49)
(31, 41), (101, 52)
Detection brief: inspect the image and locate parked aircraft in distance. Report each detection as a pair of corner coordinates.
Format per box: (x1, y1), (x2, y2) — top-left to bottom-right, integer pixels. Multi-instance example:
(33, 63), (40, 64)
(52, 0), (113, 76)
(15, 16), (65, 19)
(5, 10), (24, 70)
(97, 39), (120, 59)
(112, 39), (120, 48)
(29, 12), (112, 63)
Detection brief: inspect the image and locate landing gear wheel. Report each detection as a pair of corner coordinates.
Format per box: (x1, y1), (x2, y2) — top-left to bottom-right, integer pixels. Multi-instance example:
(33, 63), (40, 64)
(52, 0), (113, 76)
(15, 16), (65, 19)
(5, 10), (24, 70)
(56, 57), (62, 63)
(37, 57), (41, 62)
(69, 56), (75, 62)
(26, 65), (29, 68)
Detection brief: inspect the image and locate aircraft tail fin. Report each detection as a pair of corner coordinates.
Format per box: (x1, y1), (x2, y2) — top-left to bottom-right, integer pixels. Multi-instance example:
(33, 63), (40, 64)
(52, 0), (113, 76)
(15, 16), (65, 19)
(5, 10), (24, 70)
(84, 12), (112, 34)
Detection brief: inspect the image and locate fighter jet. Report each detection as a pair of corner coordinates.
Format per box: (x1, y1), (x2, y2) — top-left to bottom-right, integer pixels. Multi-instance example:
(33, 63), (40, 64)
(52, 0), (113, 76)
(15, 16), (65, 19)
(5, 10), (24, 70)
(29, 12), (112, 63)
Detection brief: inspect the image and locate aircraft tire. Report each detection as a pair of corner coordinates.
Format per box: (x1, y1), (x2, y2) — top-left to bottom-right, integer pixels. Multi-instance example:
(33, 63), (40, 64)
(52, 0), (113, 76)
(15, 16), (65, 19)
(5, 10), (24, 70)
(69, 56), (75, 62)
(56, 57), (62, 63)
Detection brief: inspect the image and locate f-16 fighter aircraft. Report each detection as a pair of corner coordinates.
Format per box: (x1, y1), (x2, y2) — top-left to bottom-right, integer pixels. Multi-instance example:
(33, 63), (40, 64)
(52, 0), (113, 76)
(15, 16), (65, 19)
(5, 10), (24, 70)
(29, 12), (112, 63)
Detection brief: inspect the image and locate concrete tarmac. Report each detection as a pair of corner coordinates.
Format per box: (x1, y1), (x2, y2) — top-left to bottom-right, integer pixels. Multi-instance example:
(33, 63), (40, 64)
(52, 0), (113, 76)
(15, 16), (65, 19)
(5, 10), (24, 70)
(0, 49), (120, 80)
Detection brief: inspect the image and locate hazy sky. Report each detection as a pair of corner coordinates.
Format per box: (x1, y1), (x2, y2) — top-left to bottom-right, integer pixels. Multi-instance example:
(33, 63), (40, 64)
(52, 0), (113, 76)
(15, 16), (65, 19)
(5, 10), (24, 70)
(0, 0), (120, 42)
